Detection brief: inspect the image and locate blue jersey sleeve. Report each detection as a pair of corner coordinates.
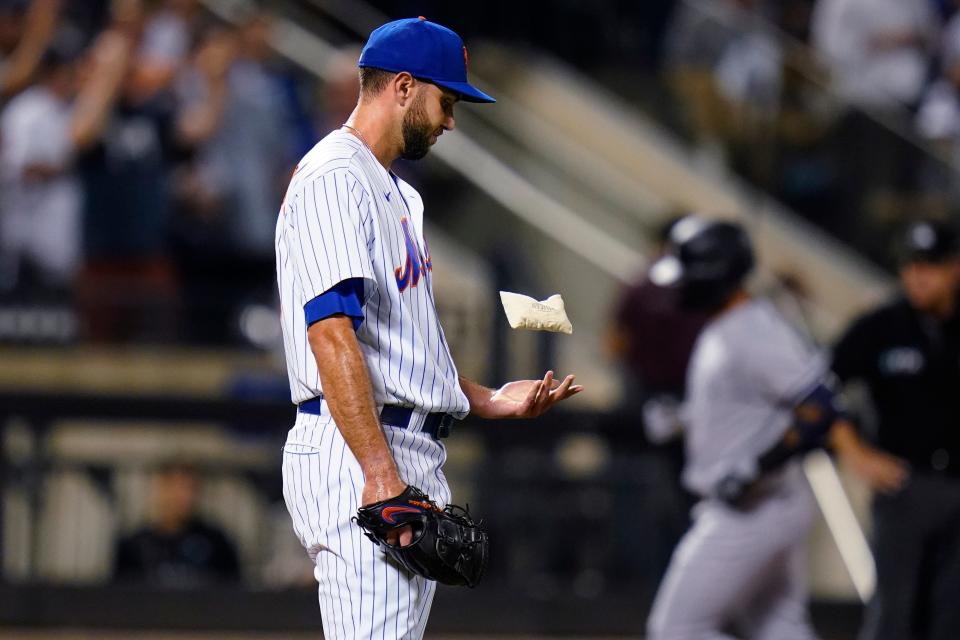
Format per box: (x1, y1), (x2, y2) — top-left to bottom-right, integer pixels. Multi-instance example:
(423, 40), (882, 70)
(304, 278), (365, 330)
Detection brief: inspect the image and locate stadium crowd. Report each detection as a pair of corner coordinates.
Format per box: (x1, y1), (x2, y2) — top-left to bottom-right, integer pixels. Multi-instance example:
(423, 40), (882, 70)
(658, 0), (960, 262)
(5, 0), (960, 346)
(0, 0), (322, 343)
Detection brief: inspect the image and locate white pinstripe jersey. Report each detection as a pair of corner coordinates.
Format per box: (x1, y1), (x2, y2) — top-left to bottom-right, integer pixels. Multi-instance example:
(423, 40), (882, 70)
(275, 130), (469, 436)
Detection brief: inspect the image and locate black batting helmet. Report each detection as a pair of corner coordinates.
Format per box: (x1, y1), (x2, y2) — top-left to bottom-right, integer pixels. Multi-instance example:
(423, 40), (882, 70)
(649, 216), (754, 311)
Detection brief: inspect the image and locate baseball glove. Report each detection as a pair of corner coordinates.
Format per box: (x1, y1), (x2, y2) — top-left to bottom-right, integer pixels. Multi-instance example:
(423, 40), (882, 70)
(354, 485), (488, 587)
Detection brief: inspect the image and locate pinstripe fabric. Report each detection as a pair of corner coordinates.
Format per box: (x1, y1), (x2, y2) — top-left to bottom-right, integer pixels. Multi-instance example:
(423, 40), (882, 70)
(275, 131), (469, 435)
(282, 407), (449, 639)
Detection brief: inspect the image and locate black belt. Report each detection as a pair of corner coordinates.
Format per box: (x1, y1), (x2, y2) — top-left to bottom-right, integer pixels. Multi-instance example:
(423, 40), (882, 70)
(298, 396), (454, 439)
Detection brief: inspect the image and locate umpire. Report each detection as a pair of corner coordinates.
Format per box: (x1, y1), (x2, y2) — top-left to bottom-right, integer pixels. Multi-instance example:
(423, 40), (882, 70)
(832, 219), (960, 640)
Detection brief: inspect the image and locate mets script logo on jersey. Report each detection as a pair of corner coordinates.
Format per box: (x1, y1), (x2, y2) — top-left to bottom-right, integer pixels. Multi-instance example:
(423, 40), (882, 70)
(395, 217), (433, 292)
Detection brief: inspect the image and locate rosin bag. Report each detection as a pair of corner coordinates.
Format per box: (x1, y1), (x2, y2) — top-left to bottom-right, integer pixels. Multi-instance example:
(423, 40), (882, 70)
(498, 291), (573, 334)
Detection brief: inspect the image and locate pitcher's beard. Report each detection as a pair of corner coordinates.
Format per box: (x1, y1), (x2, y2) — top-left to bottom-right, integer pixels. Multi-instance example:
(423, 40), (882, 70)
(400, 94), (434, 161)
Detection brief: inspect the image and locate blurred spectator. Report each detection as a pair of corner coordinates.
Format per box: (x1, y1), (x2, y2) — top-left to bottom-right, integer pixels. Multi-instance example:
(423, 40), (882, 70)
(0, 0), (318, 344)
(171, 13), (313, 342)
(73, 1), (190, 341)
(140, 0), (201, 72)
(811, 0), (936, 110)
(114, 461), (240, 587)
(0, 46), (81, 296)
(127, 0), (208, 107)
(0, 11), (130, 299)
(917, 0), (960, 153)
(714, 26), (781, 116)
(0, 0), (61, 101)
(915, 22), (960, 207)
(663, 0), (782, 172)
(176, 12), (296, 259)
(915, 77), (960, 146)
(663, 0), (742, 154)
(170, 24), (237, 243)
(810, 0), (937, 255)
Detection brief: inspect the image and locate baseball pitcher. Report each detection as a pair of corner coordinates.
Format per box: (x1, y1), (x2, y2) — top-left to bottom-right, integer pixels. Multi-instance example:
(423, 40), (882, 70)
(274, 17), (582, 639)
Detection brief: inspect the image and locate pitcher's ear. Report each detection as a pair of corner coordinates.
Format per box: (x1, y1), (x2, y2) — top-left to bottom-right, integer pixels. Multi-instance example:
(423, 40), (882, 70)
(393, 72), (416, 105)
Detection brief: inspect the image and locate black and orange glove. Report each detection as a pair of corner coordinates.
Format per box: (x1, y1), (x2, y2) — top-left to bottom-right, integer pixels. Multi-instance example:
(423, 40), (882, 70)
(354, 485), (489, 587)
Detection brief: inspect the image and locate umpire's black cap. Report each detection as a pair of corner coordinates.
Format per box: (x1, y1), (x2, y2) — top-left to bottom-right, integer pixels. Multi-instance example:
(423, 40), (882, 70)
(899, 220), (960, 264)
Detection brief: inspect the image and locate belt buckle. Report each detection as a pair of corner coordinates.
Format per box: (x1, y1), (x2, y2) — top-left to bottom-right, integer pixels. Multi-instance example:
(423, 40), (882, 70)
(436, 414), (454, 439)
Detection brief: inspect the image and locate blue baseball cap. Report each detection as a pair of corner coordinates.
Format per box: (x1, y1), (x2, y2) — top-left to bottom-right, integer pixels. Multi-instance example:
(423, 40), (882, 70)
(358, 17), (495, 104)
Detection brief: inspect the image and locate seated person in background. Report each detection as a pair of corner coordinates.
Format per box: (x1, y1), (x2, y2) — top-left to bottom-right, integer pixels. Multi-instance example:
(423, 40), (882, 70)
(114, 461), (240, 587)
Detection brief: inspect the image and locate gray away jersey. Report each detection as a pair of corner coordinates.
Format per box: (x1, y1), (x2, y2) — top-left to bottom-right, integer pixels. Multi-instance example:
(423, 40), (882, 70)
(682, 299), (826, 497)
(275, 130), (469, 443)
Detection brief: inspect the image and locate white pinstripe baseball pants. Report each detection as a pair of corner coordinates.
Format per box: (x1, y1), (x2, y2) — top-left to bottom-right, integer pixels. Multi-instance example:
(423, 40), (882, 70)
(282, 406), (451, 639)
